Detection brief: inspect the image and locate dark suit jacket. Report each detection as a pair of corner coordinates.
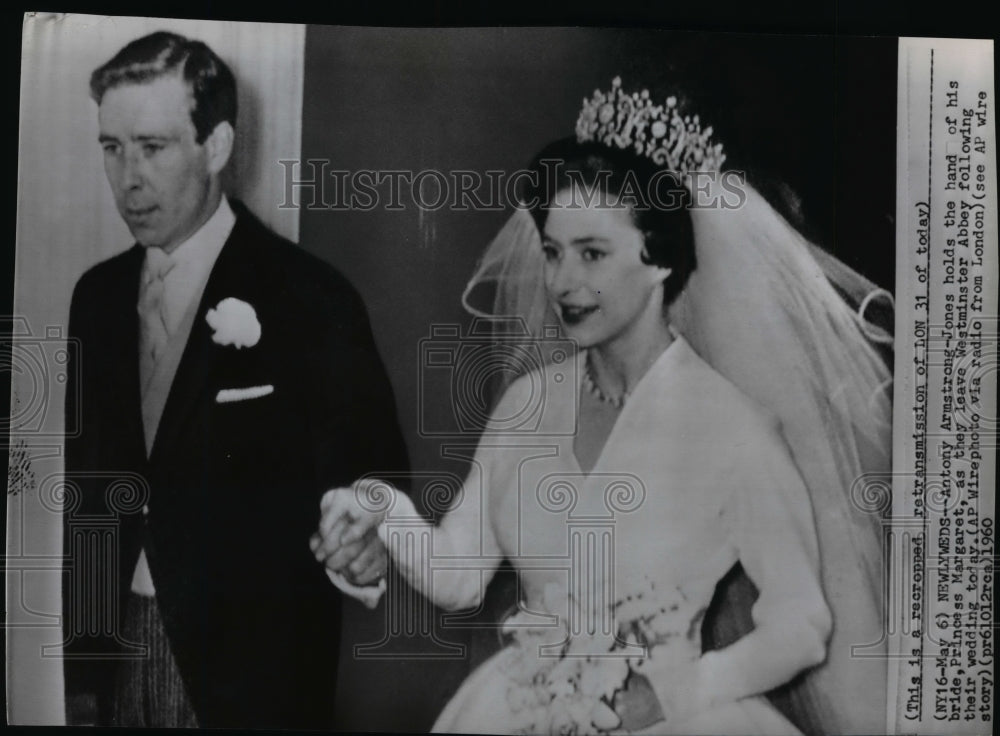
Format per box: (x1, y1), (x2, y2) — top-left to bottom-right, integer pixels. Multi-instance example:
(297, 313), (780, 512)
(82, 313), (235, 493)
(62, 201), (409, 729)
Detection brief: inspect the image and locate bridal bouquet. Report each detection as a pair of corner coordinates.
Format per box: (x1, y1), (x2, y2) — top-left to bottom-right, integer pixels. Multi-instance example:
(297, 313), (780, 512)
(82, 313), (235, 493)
(500, 579), (691, 735)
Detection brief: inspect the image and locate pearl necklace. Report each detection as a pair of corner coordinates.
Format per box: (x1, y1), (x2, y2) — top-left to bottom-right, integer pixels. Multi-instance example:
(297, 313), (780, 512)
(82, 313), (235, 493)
(583, 353), (629, 409)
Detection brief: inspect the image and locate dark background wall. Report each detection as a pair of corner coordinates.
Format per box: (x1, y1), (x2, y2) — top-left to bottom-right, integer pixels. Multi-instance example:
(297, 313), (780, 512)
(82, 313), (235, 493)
(299, 27), (896, 730)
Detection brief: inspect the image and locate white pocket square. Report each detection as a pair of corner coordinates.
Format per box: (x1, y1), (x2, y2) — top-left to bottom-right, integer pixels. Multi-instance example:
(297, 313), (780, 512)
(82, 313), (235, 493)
(215, 384), (274, 403)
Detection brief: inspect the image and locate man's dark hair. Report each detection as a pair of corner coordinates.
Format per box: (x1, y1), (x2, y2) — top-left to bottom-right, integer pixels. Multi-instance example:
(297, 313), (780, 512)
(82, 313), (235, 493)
(90, 31), (237, 144)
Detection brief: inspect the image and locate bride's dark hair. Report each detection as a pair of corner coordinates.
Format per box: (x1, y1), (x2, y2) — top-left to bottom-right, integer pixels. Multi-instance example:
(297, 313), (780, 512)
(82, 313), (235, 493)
(520, 137), (696, 307)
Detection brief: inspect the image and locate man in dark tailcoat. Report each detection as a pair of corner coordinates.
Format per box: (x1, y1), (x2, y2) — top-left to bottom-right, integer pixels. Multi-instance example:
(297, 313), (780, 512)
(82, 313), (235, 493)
(62, 30), (407, 728)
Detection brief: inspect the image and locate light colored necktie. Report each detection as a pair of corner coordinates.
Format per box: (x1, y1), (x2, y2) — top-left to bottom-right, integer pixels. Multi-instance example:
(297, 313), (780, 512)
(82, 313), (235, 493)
(138, 247), (177, 397)
(133, 247), (176, 597)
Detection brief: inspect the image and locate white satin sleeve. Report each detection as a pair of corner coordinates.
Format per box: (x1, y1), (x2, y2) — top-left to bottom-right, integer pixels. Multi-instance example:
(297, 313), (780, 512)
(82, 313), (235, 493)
(364, 437), (503, 612)
(674, 417), (833, 715)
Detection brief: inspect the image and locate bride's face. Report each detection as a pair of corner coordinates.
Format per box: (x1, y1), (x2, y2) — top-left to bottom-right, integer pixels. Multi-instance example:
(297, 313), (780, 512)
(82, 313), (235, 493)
(541, 187), (670, 350)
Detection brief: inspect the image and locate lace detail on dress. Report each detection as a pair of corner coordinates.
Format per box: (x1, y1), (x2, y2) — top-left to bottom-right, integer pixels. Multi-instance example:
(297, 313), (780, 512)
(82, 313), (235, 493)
(497, 577), (711, 735)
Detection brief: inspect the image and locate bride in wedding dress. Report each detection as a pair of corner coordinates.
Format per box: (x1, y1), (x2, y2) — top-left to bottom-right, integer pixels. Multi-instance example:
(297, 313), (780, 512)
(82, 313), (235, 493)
(313, 77), (892, 735)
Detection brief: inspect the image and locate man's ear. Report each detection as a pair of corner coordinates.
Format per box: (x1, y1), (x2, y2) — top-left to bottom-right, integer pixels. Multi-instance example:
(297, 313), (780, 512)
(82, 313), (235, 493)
(204, 121), (235, 175)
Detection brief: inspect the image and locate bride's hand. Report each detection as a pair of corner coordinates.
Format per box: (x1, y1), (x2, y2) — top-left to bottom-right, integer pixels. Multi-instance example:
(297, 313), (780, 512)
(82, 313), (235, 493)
(311, 480), (391, 585)
(646, 653), (714, 729)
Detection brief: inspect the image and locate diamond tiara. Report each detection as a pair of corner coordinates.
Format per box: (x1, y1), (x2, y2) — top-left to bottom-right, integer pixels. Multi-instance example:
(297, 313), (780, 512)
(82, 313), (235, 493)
(575, 77), (726, 176)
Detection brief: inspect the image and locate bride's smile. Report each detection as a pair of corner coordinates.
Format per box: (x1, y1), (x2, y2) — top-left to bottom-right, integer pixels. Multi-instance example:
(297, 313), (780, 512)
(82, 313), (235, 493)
(541, 186), (671, 359)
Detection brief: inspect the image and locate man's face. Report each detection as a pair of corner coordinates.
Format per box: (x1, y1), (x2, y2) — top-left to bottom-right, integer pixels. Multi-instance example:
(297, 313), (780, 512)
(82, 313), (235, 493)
(98, 74), (215, 251)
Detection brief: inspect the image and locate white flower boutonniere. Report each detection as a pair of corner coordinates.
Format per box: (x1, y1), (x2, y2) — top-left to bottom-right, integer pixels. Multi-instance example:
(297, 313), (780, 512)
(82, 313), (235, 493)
(206, 297), (261, 349)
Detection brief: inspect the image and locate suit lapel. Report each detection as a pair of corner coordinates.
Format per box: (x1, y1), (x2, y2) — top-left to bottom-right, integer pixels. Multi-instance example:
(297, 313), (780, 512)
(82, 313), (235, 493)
(148, 214), (262, 469)
(108, 245), (147, 461)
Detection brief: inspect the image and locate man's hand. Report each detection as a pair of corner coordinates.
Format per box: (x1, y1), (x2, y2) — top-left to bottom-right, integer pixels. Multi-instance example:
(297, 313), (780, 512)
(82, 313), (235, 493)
(310, 481), (391, 586)
(338, 528), (388, 586)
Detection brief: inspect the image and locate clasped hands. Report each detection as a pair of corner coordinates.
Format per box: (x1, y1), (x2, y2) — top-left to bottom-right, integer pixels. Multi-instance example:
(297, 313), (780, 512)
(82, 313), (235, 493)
(310, 480), (389, 587)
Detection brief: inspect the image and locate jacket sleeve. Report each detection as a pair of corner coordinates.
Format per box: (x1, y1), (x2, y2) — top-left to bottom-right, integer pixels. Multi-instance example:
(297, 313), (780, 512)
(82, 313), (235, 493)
(62, 273), (116, 724)
(302, 273), (410, 496)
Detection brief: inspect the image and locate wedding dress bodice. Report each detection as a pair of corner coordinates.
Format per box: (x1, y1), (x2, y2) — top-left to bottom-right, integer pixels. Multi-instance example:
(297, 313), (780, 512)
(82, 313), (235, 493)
(382, 337), (832, 733)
